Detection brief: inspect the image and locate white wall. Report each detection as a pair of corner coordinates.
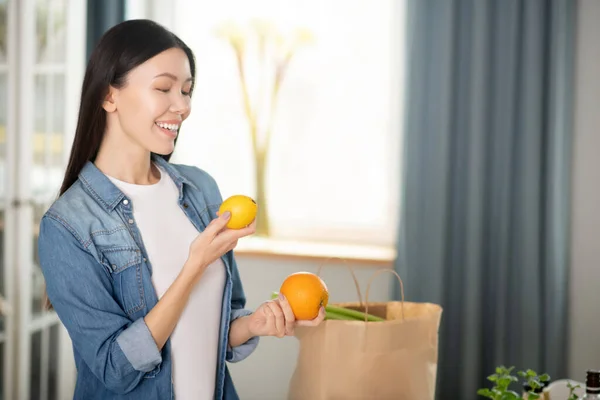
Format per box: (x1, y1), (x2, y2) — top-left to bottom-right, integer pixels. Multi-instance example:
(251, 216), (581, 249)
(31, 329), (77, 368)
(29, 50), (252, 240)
(228, 255), (394, 400)
(568, 0), (600, 381)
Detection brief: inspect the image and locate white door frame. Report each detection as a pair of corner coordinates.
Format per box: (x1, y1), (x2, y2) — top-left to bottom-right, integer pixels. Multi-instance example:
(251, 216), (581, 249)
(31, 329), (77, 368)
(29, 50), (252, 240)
(4, 0), (19, 399)
(9, 0), (86, 399)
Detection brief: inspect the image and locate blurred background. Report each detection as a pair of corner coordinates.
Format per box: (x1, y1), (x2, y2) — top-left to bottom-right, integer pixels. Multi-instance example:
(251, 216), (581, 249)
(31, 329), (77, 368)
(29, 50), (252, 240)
(0, 0), (598, 399)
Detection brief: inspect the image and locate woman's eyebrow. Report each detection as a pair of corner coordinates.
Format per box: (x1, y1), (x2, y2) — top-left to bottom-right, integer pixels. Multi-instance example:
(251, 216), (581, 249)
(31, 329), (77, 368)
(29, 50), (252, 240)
(154, 72), (193, 82)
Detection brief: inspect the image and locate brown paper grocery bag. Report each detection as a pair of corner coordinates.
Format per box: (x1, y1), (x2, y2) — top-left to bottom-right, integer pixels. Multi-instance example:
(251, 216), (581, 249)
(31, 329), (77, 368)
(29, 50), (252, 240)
(287, 267), (443, 400)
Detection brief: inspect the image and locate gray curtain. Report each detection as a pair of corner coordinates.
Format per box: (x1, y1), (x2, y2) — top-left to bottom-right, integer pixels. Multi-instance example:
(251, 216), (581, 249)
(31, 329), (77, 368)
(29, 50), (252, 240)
(394, 0), (576, 398)
(86, 0), (126, 60)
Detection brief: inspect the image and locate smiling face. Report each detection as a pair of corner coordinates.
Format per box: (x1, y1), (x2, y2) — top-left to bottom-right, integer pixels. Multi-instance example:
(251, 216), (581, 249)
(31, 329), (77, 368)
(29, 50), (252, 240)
(102, 47), (194, 155)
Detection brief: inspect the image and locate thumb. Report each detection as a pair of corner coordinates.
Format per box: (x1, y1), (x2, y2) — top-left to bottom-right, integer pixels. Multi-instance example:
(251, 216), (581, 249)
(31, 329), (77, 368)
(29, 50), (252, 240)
(205, 211), (231, 237)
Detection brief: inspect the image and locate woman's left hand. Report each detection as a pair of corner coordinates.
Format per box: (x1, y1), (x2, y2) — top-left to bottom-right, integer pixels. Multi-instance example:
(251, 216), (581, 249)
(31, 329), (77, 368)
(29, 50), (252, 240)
(248, 293), (326, 338)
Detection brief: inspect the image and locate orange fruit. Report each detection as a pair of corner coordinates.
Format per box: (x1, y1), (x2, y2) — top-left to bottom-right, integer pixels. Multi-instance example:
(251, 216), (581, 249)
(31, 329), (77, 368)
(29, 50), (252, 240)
(218, 195), (258, 229)
(279, 272), (329, 320)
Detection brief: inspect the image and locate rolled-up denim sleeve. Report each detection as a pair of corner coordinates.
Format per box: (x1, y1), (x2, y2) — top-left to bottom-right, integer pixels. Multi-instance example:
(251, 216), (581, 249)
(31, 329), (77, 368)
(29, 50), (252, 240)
(38, 215), (161, 394)
(225, 251), (259, 363)
(226, 308), (259, 362)
(115, 318), (162, 371)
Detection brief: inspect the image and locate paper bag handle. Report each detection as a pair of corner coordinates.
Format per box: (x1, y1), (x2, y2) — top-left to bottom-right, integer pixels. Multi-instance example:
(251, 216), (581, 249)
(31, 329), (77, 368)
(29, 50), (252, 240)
(316, 257), (364, 307)
(364, 268), (405, 321)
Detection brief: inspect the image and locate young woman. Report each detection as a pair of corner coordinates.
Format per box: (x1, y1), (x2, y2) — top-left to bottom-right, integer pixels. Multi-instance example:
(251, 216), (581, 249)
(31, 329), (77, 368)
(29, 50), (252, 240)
(38, 19), (325, 400)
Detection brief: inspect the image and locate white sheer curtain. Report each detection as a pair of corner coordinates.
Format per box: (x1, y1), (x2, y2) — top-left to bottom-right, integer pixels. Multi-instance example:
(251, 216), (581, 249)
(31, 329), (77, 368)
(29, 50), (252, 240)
(131, 0), (406, 248)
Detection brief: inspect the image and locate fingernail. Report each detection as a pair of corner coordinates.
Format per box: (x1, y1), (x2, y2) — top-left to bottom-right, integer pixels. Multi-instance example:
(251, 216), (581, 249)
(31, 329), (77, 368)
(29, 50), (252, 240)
(223, 211), (231, 219)
(278, 293), (285, 301)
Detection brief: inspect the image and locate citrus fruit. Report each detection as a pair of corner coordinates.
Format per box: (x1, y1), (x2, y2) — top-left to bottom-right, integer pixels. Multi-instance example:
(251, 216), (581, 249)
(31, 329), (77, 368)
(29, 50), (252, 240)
(218, 195), (258, 229)
(279, 272), (329, 320)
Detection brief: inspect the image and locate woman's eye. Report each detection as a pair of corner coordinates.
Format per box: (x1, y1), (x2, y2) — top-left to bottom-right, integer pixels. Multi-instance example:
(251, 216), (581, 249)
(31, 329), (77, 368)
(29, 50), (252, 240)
(157, 88), (170, 93)
(182, 90), (191, 96)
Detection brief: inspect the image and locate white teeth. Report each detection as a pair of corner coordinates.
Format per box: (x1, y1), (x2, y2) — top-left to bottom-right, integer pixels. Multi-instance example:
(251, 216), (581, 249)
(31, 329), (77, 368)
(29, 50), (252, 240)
(156, 122), (179, 131)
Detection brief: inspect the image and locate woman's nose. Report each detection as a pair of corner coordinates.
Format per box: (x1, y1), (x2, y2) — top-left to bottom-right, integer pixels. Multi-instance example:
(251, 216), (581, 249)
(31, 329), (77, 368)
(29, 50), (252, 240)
(171, 94), (190, 115)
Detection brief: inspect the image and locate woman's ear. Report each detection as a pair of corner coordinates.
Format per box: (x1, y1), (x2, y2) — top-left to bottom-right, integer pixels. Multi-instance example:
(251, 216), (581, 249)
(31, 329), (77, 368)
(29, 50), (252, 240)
(102, 86), (117, 113)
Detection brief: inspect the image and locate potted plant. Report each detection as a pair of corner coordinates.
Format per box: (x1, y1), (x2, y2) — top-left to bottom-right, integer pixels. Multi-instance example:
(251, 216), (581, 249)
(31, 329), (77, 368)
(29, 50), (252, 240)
(477, 366), (581, 400)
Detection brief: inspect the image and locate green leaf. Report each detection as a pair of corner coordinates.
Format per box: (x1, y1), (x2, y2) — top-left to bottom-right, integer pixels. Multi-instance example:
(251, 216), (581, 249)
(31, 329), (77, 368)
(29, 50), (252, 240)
(487, 375), (498, 382)
(527, 379), (541, 390)
(498, 377), (513, 389)
(477, 388), (494, 399)
(526, 369), (537, 377)
(500, 391), (521, 400)
(539, 374), (550, 382)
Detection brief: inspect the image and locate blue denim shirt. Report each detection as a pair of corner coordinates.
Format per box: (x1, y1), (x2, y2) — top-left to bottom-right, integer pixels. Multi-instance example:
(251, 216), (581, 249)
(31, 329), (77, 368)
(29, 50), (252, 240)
(38, 154), (259, 399)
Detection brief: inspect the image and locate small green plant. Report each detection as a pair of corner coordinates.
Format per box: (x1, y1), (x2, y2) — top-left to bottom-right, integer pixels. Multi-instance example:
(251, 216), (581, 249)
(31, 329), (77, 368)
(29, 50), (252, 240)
(477, 366), (550, 400)
(567, 381), (582, 400)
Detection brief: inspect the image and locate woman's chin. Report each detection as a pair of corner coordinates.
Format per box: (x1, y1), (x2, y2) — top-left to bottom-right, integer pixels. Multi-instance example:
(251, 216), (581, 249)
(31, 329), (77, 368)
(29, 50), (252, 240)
(150, 142), (175, 156)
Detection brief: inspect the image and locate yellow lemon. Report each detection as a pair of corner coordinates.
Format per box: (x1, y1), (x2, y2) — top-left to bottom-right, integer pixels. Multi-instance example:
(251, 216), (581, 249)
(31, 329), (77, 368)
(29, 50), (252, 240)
(218, 195), (258, 229)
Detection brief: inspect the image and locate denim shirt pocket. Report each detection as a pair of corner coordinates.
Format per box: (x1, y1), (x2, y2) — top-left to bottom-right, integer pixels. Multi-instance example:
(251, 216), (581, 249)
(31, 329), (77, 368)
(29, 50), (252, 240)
(99, 246), (145, 316)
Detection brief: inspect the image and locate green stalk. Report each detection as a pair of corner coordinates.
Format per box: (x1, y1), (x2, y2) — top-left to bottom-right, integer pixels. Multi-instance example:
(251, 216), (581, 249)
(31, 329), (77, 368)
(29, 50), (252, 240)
(326, 305), (385, 322)
(324, 311), (348, 320)
(270, 292), (385, 322)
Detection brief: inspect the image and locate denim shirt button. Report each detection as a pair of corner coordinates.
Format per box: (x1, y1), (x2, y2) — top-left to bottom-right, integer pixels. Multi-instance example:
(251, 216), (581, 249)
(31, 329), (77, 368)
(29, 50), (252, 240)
(123, 199), (129, 205)
(128, 219), (134, 224)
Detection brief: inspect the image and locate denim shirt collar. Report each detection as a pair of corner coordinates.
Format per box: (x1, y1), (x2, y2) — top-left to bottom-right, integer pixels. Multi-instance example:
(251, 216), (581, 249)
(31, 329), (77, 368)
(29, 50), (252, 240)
(78, 153), (198, 212)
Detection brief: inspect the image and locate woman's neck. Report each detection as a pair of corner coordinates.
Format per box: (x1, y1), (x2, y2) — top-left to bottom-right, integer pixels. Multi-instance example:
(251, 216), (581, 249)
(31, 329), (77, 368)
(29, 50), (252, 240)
(94, 140), (160, 185)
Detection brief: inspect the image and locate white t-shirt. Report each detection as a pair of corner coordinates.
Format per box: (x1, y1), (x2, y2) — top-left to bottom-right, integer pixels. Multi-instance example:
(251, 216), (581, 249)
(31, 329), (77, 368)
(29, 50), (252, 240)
(107, 164), (226, 400)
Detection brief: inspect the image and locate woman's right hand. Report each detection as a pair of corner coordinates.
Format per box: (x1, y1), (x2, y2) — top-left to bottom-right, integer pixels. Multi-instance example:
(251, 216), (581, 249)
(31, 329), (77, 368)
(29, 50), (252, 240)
(185, 211), (255, 280)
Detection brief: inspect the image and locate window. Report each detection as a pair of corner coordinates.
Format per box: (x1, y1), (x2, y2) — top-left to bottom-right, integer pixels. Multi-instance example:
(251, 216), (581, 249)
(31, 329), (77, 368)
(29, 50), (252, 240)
(139, 0), (406, 249)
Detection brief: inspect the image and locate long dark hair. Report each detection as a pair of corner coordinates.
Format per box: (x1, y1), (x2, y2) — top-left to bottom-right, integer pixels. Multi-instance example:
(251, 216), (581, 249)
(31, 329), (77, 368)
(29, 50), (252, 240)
(45, 19), (196, 310)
